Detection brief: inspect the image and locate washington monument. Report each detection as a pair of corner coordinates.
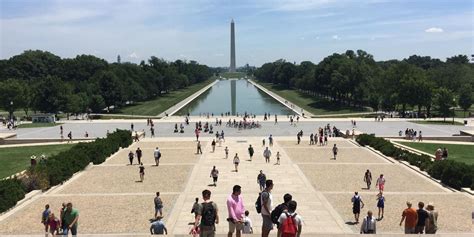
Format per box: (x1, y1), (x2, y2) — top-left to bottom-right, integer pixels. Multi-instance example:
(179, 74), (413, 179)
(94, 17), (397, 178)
(229, 19), (236, 72)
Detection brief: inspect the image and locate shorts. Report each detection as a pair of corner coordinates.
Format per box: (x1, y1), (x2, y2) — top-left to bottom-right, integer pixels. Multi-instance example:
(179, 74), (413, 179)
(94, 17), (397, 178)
(353, 208), (360, 214)
(212, 177), (218, 182)
(228, 220), (243, 233)
(234, 162), (239, 165)
(378, 184), (384, 191)
(377, 203), (384, 208)
(261, 214), (273, 230)
(200, 229), (215, 237)
(155, 206), (163, 213)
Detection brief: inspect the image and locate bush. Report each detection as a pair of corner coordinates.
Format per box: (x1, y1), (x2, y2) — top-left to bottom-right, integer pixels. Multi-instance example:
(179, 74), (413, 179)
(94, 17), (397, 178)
(357, 133), (473, 190)
(0, 179), (26, 213)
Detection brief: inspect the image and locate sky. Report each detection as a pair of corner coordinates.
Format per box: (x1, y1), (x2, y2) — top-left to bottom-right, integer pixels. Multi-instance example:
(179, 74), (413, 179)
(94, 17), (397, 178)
(0, 0), (473, 67)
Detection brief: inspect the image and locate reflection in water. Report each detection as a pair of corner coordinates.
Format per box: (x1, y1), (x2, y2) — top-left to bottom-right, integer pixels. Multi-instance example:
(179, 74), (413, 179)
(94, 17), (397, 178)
(176, 79), (295, 115)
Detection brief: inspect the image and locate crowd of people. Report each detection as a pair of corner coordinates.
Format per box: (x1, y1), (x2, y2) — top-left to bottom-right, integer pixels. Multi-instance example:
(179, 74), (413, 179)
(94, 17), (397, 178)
(40, 203), (79, 236)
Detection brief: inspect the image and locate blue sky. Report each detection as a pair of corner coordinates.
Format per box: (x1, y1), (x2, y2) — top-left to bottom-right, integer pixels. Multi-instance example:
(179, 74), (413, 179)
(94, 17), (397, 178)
(0, 0), (473, 66)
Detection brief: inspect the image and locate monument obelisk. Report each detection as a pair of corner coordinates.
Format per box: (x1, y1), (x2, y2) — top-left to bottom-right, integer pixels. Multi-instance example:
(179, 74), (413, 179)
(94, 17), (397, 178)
(229, 19), (236, 72)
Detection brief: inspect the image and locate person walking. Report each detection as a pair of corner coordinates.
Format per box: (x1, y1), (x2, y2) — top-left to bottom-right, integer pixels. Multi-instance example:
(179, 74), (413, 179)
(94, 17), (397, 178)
(352, 192), (365, 223)
(227, 185), (245, 237)
(364, 170), (372, 190)
(225, 146), (229, 159)
(263, 147), (271, 163)
(210, 166), (219, 186)
(191, 197), (200, 219)
(277, 200), (302, 237)
(248, 145), (254, 161)
(360, 210), (376, 234)
(139, 162), (145, 182)
(211, 140), (216, 152)
(154, 192), (164, 218)
(415, 202), (428, 234)
(332, 144), (338, 160)
(399, 201), (418, 234)
(128, 151), (135, 165)
(376, 174), (386, 191)
(233, 153), (240, 172)
(296, 133), (301, 145)
(195, 128), (200, 141)
(268, 135), (273, 147)
(310, 133), (314, 145)
(376, 192), (385, 220)
(41, 204), (51, 234)
(193, 189), (219, 237)
(62, 202), (79, 236)
(261, 180), (274, 237)
(46, 212), (60, 236)
(257, 170), (267, 191)
(197, 141), (203, 154)
(131, 123), (134, 131)
(425, 203), (438, 234)
(272, 193), (292, 230)
(136, 147), (143, 165)
(150, 216), (168, 235)
(154, 147), (161, 166)
(275, 152), (281, 165)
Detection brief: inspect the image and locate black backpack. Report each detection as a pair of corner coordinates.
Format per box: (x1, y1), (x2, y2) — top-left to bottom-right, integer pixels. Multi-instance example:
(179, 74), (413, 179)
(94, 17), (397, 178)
(255, 192), (262, 214)
(271, 203), (287, 224)
(201, 202), (216, 227)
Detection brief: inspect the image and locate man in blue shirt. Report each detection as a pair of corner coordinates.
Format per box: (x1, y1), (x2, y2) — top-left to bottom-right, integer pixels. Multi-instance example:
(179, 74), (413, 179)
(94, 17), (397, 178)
(150, 216), (168, 235)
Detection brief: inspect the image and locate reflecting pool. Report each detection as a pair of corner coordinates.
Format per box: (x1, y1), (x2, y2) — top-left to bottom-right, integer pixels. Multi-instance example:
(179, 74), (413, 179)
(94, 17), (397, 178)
(176, 79), (295, 115)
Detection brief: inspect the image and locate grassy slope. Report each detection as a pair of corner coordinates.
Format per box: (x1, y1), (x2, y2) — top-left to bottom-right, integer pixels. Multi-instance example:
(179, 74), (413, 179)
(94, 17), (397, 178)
(17, 123), (62, 128)
(119, 79), (214, 116)
(0, 144), (74, 178)
(257, 82), (370, 115)
(398, 142), (474, 165)
(409, 120), (464, 126)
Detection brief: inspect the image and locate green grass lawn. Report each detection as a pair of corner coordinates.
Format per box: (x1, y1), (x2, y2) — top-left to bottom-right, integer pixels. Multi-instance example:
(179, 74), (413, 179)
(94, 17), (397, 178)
(0, 144), (75, 178)
(409, 120), (464, 126)
(258, 82), (370, 115)
(17, 122), (62, 128)
(119, 79), (215, 116)
(398, 142), (474, 165)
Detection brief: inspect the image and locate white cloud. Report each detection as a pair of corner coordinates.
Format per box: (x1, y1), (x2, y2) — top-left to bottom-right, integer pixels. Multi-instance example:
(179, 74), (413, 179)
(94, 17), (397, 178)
(332, 35), (340, 40)
(129, 52), (139, 59)
(315, 36), (320, 39)
(425, 27), (444, 33)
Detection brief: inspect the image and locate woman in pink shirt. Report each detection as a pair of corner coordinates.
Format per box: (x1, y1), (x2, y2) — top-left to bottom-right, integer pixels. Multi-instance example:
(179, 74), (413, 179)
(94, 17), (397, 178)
(47, 213), (60, 236)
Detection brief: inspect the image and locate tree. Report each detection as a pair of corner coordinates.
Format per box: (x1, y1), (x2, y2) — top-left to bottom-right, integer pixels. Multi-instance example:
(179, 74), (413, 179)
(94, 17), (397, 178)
(0, 79), (25, 119)
(93, 71), (123, 109)
(434, 88), (455, 121)
(446, 55), (469, 64)
(89, 95), (106, 113)
(458, 85), (473, 117)
(33, 76), (72, 114)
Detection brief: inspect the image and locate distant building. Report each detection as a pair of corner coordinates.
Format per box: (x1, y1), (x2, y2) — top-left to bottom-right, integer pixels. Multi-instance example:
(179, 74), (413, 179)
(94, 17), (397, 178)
(229, 19), (236, 72)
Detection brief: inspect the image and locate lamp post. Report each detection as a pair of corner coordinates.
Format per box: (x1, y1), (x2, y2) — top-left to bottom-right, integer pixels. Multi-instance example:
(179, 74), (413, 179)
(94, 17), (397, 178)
(9, 101), (13, 120)
(452, 98), (456, 125)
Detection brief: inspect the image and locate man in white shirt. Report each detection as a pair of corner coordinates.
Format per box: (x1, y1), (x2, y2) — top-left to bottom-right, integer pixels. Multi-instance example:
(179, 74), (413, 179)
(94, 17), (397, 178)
(261, 179), (273, 237)
(360, 210), (376, 234)
(278, 201), (302, 237)
(154, 147), (161, 166)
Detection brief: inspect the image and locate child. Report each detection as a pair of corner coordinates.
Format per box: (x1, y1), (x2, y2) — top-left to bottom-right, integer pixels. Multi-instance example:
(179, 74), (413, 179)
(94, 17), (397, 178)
(276, 152), (281, 165)
(47, 213), (60, 236)
(242, 210), (253, 234)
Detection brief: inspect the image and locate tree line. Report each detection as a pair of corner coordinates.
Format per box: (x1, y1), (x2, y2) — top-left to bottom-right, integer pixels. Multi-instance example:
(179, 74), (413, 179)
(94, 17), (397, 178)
(253, 50), (474, 118)
(0, 50), (212, 118)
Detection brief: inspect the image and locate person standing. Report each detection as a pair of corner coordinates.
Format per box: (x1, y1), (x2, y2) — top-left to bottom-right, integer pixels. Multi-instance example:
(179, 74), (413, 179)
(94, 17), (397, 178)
(154, 192), (164, 218)
(225, 146), (229, 159)
(275, 152), (281, 165)
(248, 145), (254, 161)
(277, 200), (302, 237)
(257, 170), (267, 191)
(46, 212), (60, 236)
(211, 140), (216, 152)
(332, 144), (338, 160)
(41, 204), (51, 234)
(376, 192), (385, 220)
(376, 174), (386, 191)
(139, 163), (145, 182)
(233, 154), (240, 172)
(242, 210), (253, 234)
(274, 115), (278, 124)
(425, 203), (438, 234)
(210, 166), (219, 186)
(194, 189), (219, 237)
(136, 147), (143, 165)
(272, 193), (292, 231)
(195, 128), (200, 141)
(63, 202), (79, 236)
(227, 185), (245, 237)
(263, 147), (271, 163)
(261, 180), (274, 237)
(197, 141), (203, 154)
(128, 151), (135, 165)
(131, 123), (134, 131)
(296, 133), (301, 145)
(360, 210), (376, 234)
(154, 147), (161, 166)
(309, 134), (314, 145)
(399, 201), (418, 234)
(268, 135), (273, 147)
(415, 202), (428, 234)
(352, 192), (365, 223)
(364, 170), (372, 190)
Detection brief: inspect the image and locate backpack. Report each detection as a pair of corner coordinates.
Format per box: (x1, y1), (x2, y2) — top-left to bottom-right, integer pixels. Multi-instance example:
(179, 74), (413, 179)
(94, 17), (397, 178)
(271, 203), (287, 224)
(255, 193), (262, 214)
(280, 213), (298, 237)
(200, 202), (216, 227)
